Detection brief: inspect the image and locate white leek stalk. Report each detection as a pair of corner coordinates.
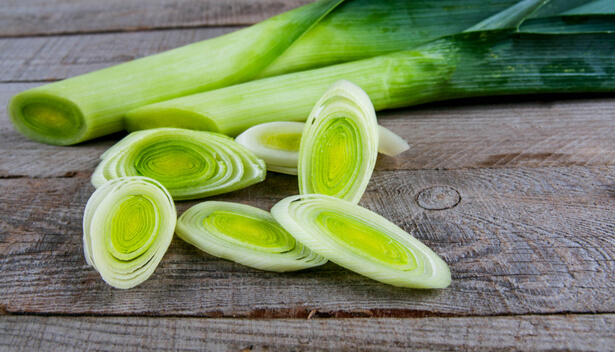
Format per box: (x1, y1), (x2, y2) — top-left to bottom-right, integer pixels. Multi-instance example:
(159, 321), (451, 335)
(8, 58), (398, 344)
(271, 194), (451, 288)
(236, 122), (409, 175)
(92, 128), (266, 200)
(176, 201), (327, 272)
(83, 176), (176, 289)
(298, 80), (378, 204)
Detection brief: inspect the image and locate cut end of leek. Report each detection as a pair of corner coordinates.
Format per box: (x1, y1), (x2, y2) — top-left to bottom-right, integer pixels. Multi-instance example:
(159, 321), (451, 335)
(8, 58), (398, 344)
(271, 194), (451, 289)
(83, 176), (176, 289)
(176, 201), (327, 272)
(91, 128), (266, 200)
(298, 80), (378, 204)
(377, 125), (410, 156)
(8, 90), (87, 145)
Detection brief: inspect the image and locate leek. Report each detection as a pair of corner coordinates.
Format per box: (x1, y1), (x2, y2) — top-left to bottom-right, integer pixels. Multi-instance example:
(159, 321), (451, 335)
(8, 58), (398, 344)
(83, 176), (176, 289)
(271, 194), (451, 288)
(91, 128), (266, 200)
(7, 0), (343, 145)
(12, 0), (568, 145)
(176, 202), (327, 272)
(235, 122), (408, 175)
(126, 29), (615, 136)
(297, 80), (378, 204)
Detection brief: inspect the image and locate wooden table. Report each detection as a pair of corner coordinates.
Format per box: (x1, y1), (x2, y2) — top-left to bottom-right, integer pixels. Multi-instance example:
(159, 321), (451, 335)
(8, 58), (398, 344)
(1, 1), (614, 350)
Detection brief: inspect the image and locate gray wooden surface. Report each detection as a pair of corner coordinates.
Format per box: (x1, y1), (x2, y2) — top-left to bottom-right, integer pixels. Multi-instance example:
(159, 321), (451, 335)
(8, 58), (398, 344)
(0, 0), (614, 350)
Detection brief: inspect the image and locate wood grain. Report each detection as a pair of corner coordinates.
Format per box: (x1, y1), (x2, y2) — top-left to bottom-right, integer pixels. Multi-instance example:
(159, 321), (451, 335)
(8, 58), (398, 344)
(0, 0), (312, 37)
(1, 167), (613, 316)
(1, 314), (613, 351)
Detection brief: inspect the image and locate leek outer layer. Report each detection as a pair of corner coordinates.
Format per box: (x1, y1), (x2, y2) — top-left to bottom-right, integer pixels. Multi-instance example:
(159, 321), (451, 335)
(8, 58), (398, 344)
(176, 202), (327, 272)
(7, 0), (343, 145)
(271, 194), (451, 289)
(83, 176), (176, 289)
(298, 80), (378, 204)
(235, 122), (409, 175)
(126, 30), (615, 137)
(92, 128), (266, 200)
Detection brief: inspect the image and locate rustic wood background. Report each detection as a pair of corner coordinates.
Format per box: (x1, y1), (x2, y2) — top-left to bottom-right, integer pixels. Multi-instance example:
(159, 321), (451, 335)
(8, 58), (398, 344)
(1, 0), (614, 350)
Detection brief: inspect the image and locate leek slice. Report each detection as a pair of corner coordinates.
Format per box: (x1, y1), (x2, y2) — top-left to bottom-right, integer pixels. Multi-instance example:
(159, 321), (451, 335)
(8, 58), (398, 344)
(83, 176), (176, 289)
(126, 29), (615, 136)
(271, 194), (451, 288)
(235, 122), (408, 175)
(176, 202), (327, 272)
(297, 80), (378, 204)
(92, 128), (266, 200)
(235, 122), (304, 175)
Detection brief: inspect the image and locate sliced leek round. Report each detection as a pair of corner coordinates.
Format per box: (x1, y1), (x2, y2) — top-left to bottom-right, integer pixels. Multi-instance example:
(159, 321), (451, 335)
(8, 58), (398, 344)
(235, 121), (409, 175)
(91, 128), (266, 200)
(235, 121), (305, 175)
(176, 201), (327, 272)
(271, 194), (451, 288)
(83, 176), (176, 289)
(298, 80), (379, 204)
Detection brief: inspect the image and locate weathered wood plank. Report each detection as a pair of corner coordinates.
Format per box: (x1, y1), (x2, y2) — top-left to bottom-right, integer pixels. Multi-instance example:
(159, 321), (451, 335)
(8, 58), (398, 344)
(1, 166), (613, 316)
(0, 28), (238, 82)
(1, 82), (613, 176)
(1, 314), (612, 351)
(0, 0), (311, 37)
(376, 95), (615, 170)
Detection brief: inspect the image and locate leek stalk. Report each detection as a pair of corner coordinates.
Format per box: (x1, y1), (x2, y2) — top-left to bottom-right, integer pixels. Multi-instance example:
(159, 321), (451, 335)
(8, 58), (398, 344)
(271, 194), (451, 288)
(12, 0), (572, 145)
(126, 29), (615, 136)
(7, 0), (343, 145)
(92, 128), (266, 200)
(176, 202), (327, 272)
(83, 176), (176, 289)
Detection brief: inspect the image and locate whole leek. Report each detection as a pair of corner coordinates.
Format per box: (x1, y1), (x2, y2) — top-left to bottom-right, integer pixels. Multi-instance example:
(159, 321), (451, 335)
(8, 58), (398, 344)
(126, 30), (615, 136)
(7, 0), (343, 145)
(11, 0), (565, 145)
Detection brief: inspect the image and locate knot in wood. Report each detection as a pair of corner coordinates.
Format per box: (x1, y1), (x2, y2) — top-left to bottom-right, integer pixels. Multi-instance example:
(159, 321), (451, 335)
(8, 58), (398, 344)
(416, 186), (460, 210)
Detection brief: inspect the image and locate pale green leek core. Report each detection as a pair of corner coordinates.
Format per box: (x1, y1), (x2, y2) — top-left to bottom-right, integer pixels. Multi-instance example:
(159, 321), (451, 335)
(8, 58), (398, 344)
(92, 128), (266, 200)
(83, 176), (176, 289)
(176, 202), (327, 272)
(298, 80), (378, 204)
(271, 194), (451, 288)
(235, 122), (409, 175)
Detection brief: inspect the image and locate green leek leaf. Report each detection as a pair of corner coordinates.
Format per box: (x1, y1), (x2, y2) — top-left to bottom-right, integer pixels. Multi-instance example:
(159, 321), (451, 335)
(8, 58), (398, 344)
(271, 194), (451, 288)
(298, 80), (378, 204)
(92, 128), (266, 200)
(83, 176), (176, 289)
(176, 202), (327, 272)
